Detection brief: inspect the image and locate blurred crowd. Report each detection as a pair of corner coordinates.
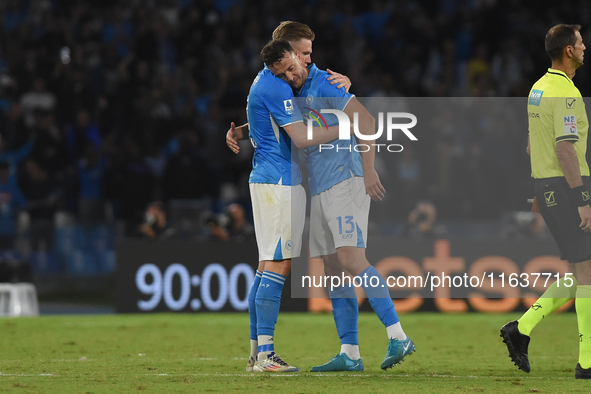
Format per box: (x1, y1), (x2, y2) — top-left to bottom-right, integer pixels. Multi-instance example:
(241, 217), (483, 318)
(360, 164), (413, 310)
(0, 0), (589, 241)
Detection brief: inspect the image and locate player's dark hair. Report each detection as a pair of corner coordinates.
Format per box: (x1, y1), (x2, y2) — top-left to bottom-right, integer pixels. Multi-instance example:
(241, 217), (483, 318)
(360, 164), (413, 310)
(260, 40), (294, 66)
(545, 24), (582, 61)
(272, 21), (315, 42)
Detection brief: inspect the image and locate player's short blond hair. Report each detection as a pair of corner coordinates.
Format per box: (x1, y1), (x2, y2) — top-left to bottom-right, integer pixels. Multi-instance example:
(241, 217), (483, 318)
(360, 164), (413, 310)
(272, 21), (315, 43)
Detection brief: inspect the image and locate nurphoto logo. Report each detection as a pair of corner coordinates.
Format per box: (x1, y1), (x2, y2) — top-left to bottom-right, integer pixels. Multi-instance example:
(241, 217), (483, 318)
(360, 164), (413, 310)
(305, 109), (418, 153)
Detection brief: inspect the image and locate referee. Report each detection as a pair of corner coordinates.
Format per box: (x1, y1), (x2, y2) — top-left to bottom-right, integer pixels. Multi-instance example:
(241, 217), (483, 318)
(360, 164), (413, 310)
(501, 24), (591, 379)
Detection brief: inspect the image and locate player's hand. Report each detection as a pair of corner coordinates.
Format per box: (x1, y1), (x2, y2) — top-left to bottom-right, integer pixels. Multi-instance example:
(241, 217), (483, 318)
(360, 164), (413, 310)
(363, 168), (386, 201)
(579, 205), (591, 232)
(326, 69), (352, 93)
(226, 122), (240, 154)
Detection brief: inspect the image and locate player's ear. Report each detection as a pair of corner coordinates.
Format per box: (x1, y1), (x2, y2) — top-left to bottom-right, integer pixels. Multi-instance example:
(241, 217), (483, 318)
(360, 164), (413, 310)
(295, 51), (304, 65)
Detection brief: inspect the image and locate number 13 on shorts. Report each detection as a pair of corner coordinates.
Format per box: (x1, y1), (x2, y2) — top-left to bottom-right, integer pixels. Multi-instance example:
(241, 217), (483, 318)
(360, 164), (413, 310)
(337, 216), (355, 236)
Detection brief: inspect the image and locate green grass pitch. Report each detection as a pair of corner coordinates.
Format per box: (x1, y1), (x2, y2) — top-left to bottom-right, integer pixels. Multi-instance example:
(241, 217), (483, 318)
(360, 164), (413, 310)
(0, 312), (590, 392)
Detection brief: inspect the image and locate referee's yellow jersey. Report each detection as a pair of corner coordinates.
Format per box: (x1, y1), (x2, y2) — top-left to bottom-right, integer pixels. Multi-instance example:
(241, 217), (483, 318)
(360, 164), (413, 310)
(528, 68), (589, 179)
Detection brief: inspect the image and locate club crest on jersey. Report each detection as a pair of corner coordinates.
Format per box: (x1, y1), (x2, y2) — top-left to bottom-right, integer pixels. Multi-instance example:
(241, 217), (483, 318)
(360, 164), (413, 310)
(284, 99), (293, 115)
(306, 94), (314, 105)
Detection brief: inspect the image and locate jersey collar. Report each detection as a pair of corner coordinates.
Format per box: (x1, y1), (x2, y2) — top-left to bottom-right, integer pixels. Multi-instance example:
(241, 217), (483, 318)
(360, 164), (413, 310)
(306, 64), (318, 82)
(547, 68), (573, 84)
(294, 64), (317, 95)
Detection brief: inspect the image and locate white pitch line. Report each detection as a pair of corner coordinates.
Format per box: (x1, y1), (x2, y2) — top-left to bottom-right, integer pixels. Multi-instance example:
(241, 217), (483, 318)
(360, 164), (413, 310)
(1, 359), (82, 362)
(0, 373), (57, 377)
(426, 374), (570, 380)
(157, 372), (571, 380)
(0, 371), (561, 380)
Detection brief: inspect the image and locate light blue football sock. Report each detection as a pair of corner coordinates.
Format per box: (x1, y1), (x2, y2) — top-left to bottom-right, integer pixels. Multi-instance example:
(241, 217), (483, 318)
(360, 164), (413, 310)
(256, 271), (286, 354)
(360, 266), (399, 327)
(248, 270), (263, 341)
(329, 283), (359, 346)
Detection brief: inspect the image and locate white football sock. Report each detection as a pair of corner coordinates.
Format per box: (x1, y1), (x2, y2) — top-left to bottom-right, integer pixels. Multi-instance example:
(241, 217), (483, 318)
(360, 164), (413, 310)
(341, 344), (361, 360)
(386, 322), (406, 340)
(250, 339), (258, 358)
(257, 335), (274, 360)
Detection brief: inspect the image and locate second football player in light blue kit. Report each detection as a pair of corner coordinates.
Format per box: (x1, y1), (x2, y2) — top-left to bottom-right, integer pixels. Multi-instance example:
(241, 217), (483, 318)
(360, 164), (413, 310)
(228, 21), (354, 374)
(245, 41), (348, 372)
(262, 39), (415, 372)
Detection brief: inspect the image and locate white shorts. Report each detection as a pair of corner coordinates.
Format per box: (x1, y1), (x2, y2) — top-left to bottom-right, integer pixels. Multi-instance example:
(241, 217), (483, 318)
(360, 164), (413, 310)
(249, 183), (306, 261)
(309, 176), (370, 258)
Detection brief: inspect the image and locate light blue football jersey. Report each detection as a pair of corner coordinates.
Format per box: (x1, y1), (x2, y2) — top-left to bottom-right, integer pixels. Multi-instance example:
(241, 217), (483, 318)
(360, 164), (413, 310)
(297, 64), (362, 195)
(247, 66), (303, 185)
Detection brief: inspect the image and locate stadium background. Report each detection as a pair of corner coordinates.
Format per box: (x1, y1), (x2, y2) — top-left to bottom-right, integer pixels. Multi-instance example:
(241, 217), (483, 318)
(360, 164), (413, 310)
(0, 0), (589, 312)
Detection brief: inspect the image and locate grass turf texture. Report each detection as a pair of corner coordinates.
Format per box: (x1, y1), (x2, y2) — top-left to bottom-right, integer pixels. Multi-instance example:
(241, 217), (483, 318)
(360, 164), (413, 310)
(0, 312), (589, 393)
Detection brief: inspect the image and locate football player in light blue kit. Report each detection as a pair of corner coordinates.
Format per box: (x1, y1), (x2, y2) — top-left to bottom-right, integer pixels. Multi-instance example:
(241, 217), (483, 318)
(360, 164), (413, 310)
(245, 64), (305, 373)
(227, 22), (351, 373)
(244, 39), (347, 372)
(263, 39), (415, 372)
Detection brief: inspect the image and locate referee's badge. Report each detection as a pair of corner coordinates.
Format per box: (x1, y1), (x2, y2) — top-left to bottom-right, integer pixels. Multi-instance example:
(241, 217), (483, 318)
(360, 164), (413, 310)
(563, 115), (577, 135)
(544, 191), (557, 207)
(529, 89), (543, 106)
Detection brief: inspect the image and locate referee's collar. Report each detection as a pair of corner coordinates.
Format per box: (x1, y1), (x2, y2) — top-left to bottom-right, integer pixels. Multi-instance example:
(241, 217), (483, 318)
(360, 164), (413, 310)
(547, 68), (573, 84)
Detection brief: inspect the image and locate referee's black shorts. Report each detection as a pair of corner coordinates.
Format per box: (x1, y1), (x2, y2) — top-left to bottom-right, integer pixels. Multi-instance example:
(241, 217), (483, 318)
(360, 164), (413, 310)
(535, 176), (591, 264)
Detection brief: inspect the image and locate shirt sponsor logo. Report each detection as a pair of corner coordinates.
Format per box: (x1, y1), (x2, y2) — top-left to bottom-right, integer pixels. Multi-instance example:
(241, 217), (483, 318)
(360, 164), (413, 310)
(563, 115), (577, 134)
(566, 98), (576, 109)
(529, 89), (543, 106)
(284, 99), (293, 115)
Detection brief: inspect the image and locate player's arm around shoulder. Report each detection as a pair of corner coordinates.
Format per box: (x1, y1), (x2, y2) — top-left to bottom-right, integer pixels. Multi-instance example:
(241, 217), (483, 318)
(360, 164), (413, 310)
(255, 78), (326, 148)
(285, 120), (348, 148)
(326, 68), (352, 93)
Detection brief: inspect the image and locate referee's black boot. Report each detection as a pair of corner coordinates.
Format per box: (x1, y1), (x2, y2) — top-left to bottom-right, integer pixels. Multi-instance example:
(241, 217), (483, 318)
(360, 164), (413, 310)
(575, 363), (591, 379)
(500, 321), (531, 373)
